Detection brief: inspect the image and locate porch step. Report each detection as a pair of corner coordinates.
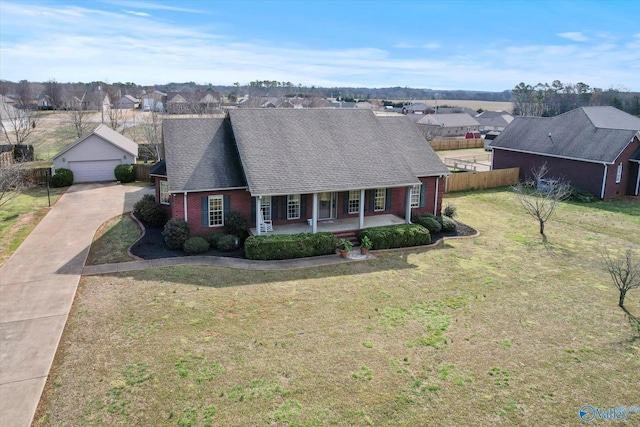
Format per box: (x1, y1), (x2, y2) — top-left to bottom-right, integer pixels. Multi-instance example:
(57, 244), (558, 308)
(333, 230), (359, 246)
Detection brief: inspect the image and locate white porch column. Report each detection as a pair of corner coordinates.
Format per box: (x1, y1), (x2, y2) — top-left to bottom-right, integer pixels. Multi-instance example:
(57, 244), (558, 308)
(434, 177), (440, 215)
(183, 192), (188, 222)
(312, 193), (318, 233)
(358, 189), (365, 229)
(405, 186), (412, 224)
(255, 196), (262, 236)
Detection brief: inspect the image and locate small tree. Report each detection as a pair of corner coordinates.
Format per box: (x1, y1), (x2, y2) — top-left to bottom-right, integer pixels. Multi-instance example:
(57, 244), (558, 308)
(0, 161), (31, 208)
(512, 163), (571, 241)
(0, 100), (41, 146)
(139, 109), (163, 161)
(603, 248), (640, 308)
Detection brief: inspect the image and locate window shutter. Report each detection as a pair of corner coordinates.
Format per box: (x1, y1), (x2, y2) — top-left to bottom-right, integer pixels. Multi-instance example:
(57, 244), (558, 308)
(343, 192), (349, 214)
(272, 197), (278, 220)
(250, 197), (256, 223)
(201, 196), (208, 227)
(366, 190), (374, 212)
(223, 195), (231, 222)
(300, 194), (307, 219)
(420, 182), (427, 208)
(385, 188), (392, 211)
(281, 196), (288, 220)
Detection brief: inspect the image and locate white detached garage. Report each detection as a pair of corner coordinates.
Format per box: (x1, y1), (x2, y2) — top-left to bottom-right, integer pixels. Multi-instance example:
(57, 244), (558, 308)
(52, 125), (138, 183)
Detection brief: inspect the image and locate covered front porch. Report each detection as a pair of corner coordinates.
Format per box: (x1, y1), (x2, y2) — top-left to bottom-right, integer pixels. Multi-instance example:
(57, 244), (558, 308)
(250, 214), (406, 236)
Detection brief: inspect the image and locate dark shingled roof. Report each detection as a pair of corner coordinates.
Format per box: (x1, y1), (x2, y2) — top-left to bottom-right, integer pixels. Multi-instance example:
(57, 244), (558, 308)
(163, 118), (247, 193)
(149, 159), (166, 176)
(229, 109), (448, 196)
(490, 107), (640, 164)
(630, 147), (640, 162)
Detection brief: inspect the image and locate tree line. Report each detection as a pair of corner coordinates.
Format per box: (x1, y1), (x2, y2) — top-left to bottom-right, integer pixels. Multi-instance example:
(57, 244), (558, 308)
(511, 80), (640, 117)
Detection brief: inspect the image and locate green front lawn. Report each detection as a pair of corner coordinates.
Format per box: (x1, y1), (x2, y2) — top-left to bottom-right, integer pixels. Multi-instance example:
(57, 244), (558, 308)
(35, 189), (640, 426)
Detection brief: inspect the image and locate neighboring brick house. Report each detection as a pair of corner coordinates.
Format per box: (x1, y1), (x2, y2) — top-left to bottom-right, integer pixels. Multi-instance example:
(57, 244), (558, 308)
(490, 106), (640, 199)
(152, 109), (450, 236)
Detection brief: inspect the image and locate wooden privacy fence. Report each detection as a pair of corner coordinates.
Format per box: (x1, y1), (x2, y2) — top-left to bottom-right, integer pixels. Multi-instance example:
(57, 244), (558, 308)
(0, 151), (12, 167)
(445, 168), (520, 193)
(133, 163), (153, 182)
(430, 138), (484, 151)
(25, 167), (51, 185)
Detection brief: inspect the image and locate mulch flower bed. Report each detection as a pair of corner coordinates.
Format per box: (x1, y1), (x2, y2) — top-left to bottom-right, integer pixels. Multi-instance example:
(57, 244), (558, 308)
(130, 220), (477, 261)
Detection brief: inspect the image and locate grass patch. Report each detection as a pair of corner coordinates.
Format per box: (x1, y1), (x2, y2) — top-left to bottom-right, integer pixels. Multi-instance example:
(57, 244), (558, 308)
(0, 186), (66, 266)
(85, 214), (142, 265)
(35, 189), (640, 426)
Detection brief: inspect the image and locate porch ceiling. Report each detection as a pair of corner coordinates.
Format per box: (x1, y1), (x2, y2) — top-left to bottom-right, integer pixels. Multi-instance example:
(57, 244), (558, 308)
(249, 214), (406, 236)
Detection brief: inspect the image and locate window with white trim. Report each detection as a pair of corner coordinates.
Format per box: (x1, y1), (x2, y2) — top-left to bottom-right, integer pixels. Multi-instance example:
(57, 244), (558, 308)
(374, 188), (386, 211)
(411, 183), (421, 208)
(159, 180), (170, 204)
(287, 194), (300, 219)
(208, 195), (223, 227)
(348, 190), (360, 214)
(616, 163), (623, 183)
(261, 196), (271, 221)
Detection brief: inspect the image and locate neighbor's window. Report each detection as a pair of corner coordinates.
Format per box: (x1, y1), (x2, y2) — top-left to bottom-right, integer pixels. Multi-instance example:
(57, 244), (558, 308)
(616, 163), (623, 183)
(159, 180), (170, 204)
(208, 195), (223, 227)
(348, 190), (360, 214)
(261, 196), (271, 221)
(287, 194), (300, 219)
(374, 188), (386, 211)
(411, 183), (421, 208)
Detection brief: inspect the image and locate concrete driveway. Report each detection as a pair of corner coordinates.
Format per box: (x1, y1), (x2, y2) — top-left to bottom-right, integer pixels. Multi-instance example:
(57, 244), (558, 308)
(0, 183), (153, 427)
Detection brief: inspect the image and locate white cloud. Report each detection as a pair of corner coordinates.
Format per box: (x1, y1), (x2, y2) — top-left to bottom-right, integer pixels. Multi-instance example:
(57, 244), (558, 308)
(124, 10), (151, 17)
(558, 32), (588, 42)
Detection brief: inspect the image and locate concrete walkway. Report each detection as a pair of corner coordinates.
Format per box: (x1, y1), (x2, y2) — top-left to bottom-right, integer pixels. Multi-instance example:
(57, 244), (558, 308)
(0, 183), (153, 427)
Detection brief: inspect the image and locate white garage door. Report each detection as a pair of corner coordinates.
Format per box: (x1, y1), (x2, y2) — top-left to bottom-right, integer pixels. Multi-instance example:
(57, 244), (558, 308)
(68, 160), (122, 183)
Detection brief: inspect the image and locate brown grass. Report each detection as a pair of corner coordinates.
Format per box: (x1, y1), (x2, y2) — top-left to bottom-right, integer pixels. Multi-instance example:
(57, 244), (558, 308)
(35, 190), (640, 426)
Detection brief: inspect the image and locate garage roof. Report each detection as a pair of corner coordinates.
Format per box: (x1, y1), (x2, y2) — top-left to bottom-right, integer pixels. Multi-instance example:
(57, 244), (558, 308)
(52, 124), (138, 160)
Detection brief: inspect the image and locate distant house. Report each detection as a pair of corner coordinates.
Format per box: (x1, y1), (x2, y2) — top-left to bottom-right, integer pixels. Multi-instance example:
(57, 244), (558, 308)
(141, 90), (167, 112)
(115, 95), (140, 110)
(475, 111), (514, 133)
(407, 103), (433, 115)
(152, 109), (450, 237)
(52, 124), (138, 182)
(416, 113), (481, 138)
(166, 92), (190, 114)
(490, 106), (640, 199)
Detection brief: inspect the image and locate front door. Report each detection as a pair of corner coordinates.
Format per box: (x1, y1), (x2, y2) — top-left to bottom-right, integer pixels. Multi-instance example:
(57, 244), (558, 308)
(318, 192), (336, 220)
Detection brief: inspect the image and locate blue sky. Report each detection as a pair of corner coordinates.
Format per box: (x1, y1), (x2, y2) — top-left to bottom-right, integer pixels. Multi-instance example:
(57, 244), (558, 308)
(1, 0), (639, 91)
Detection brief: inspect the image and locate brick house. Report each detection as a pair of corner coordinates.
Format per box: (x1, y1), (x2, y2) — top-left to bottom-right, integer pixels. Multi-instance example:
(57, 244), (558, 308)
(490, 106), (640, 200)
(151, 109), (450, 236)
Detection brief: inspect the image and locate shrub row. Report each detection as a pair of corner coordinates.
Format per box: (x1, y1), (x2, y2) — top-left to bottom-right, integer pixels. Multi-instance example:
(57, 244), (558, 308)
(244, 232), (337, 260)
(415, 213), (457, 233)
(359, 224), (431, 250)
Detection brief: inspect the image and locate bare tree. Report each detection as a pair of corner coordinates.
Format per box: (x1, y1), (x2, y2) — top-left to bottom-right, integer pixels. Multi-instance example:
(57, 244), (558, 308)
(603, 248), (640, 308)
(68, 101), (93, 138)
(15, 80), (33, 108)
(512, 163), (571, 241)
(139, 110), (163, 161)
(45, 79), (63, 110)
(0, 158), (32, 208)
(0, 99), (41, 146)
(106, 104), (130, 134)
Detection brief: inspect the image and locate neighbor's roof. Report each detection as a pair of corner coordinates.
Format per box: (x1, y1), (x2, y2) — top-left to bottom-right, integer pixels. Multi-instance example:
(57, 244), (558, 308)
(490, 106), (640, 164)
(52, 124), (138, 160)
(417, 113), (480, 127)
(162, 118), (247, 193)
(228, 109), (448, 196)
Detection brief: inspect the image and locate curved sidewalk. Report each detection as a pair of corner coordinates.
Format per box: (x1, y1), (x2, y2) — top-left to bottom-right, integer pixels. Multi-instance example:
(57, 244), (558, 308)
(0, 183), (153, 427)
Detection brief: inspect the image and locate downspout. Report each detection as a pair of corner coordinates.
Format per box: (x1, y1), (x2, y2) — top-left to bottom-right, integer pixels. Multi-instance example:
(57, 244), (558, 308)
(635, 163), (640, 196)
(433, 177), (440, 215)
(600, 164), (608, 200)
(183, 192), (188, 221)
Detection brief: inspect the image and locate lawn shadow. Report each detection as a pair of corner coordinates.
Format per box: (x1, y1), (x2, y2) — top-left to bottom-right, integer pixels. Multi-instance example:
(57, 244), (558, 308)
(621, 306), (640, 342)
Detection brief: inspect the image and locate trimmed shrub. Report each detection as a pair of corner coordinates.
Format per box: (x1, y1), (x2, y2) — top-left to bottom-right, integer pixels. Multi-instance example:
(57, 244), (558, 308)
(132, 194), (167, 227)
(359, 224), (431, 250)
(162, 219), (190, 250)
(114, 164), (135, 183)
(217, 234), (239, 252)
(244, 232), (338, 260)
(50, 168), (73, 187)
(225, 211), (249, 242)
(441, 215), (457, 232)
(204, 231), (225, 249)
(443, 203), (457, 218)
(416, 215), (442, 234)
(183, 236), (209, 254)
